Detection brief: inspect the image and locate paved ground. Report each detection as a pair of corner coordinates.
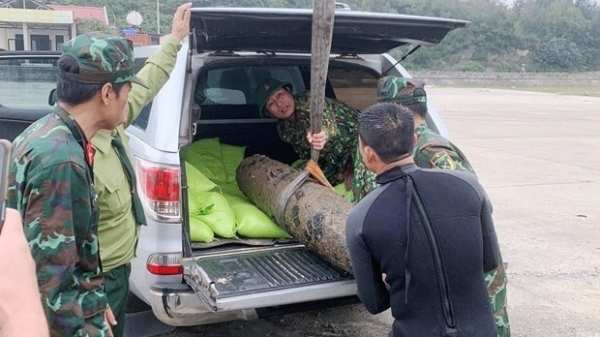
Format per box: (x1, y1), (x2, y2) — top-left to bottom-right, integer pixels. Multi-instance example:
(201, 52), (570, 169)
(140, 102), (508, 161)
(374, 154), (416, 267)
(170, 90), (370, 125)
(431, 87), (600, 337)
(158, 88), (600, 337)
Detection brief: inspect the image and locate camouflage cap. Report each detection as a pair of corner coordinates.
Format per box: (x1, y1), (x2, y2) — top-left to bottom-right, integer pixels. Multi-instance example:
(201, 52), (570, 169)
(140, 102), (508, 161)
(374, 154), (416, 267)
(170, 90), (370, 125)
(377, 76), (426, 105)
(255, 78), (293, 117)
(59, 32), (146, 88)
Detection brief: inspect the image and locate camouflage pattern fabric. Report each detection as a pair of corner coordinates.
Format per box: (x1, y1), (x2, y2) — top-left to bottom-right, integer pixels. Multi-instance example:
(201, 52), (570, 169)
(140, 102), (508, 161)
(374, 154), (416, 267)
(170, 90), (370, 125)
(59, 31), (145, 87)
(487, 254), (511, 337)
(414, 123), (476, 175)
(7, 106), (108, 337)
(278, 92), (378, 203)
(414, 122), (510, 337)
(350, 147), (377, 203)
(278, 92), (359, 186)
(377, 76), (427, 104)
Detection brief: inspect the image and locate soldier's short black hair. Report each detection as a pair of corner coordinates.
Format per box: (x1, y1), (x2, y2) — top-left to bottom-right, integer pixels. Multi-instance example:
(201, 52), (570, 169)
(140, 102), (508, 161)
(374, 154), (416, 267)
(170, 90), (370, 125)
(358, 103), (414, 163)
(56, 55), (125, 105)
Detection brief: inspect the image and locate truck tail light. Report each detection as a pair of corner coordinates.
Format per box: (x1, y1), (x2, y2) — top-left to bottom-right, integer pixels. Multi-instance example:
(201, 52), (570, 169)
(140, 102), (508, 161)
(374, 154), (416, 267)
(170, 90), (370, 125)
(147, 253), (183, 275)
(135, 158), (181, 222)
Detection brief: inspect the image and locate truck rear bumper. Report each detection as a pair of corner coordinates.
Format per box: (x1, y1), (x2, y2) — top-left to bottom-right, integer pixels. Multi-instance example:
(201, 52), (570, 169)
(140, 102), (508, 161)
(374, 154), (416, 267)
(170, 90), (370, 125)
(149, 282), (258, 326)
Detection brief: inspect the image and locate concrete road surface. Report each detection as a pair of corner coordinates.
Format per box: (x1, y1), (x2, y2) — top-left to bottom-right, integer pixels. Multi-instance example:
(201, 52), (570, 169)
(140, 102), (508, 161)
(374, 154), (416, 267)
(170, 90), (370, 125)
(158, 88), (600, 337)
(431, 88), (600, 337)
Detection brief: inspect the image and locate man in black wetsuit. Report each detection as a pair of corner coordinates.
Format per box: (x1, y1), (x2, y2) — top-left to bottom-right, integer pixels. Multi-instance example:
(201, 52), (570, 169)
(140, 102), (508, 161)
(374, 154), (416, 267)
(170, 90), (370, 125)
(345, 103), (500, 337)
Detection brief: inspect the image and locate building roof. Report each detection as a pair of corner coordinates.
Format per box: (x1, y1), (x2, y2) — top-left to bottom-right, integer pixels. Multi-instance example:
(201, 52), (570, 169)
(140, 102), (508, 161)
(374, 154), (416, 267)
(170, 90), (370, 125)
(0, 0), (52, 9)
(47, 5), (108, 25)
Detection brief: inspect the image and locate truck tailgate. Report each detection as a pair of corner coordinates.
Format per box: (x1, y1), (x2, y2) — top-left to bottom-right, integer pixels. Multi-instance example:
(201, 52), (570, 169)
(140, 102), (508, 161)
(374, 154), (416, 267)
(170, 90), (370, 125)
(184, 244), (356, 312)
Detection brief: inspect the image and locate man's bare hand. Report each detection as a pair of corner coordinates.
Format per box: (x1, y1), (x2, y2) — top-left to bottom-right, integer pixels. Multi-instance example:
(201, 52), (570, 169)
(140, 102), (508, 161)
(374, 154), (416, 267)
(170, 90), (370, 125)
(171, 2), (192, 42)
(307, 130), (328, 151)
(104, 307), (116, 337)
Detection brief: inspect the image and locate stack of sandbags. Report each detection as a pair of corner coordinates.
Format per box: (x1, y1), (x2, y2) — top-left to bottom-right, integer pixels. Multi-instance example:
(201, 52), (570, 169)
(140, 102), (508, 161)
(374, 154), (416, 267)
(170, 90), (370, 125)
(182, 138), (291, 242)
(224, 192), (291, 239)
(184, 162), (234, 242)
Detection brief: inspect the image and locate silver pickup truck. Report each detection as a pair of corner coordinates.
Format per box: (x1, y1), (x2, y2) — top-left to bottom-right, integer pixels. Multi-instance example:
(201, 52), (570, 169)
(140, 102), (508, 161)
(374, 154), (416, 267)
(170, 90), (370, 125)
(0, 6), (467, 329)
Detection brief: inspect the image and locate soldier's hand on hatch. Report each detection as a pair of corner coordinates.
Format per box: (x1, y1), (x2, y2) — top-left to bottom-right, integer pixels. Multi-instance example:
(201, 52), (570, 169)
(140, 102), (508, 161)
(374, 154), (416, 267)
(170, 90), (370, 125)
(307, 130), (328, 151)
(171, 2), (192, 42)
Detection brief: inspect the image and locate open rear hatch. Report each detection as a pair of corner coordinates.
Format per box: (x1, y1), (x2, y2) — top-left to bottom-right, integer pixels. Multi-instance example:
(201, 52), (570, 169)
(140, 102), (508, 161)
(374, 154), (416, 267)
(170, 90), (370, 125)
(183, 7), (467, 312)
(190, 8), (469, 54)
(184, 244), (355, 311)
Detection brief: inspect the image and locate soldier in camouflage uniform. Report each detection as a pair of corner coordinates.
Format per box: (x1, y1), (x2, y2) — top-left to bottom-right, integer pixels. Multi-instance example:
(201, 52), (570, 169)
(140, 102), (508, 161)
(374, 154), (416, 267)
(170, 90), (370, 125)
(377, 75), (510, 337)
(255, 78), (377, 202)
(7, 32), (145, 337)
(378, 76), (476, 174)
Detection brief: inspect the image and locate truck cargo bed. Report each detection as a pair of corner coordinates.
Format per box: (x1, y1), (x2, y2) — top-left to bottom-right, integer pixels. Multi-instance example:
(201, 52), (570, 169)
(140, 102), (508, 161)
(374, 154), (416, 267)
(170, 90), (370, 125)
(184, 245), (356, 312)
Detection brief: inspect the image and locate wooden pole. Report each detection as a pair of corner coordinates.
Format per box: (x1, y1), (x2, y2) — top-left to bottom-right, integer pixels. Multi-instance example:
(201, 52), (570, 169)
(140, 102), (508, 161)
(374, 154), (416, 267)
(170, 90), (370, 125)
(309, 0), (336, 162)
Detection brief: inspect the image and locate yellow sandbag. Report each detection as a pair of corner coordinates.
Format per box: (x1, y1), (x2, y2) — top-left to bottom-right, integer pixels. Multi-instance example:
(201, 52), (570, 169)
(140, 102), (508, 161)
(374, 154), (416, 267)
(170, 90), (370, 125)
(220, 143), (246, 183)
(334, 183), (353, 202)
(189, 217), (214, 242)
(189, 190), (236, 238)
(185, 162), (218, 242)
(216, 181), (246, 199)
(225, 194), (291, 239)
(185, 162), (219, 192)
(181, 137), (227, 182)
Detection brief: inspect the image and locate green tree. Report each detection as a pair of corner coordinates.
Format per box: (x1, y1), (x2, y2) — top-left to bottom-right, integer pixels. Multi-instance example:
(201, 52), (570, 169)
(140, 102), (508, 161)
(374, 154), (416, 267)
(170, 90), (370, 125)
(41, 0), (600, 72)
(531, 36), (591, 71)
(515, 0), (597, 71)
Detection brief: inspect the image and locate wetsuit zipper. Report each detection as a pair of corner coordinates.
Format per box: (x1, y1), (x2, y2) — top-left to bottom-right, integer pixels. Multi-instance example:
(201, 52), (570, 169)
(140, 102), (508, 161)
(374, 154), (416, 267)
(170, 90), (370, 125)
(410, 177), (456, 329)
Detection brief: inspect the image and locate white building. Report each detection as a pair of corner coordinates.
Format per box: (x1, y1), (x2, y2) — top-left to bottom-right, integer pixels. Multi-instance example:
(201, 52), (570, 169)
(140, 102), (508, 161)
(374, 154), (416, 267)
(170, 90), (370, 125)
(0, 0), (109, 51)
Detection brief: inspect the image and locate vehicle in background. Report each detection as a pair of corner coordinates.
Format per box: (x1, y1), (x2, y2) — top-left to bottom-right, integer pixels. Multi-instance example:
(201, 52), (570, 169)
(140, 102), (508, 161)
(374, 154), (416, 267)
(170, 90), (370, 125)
(0, 51), (59, 140)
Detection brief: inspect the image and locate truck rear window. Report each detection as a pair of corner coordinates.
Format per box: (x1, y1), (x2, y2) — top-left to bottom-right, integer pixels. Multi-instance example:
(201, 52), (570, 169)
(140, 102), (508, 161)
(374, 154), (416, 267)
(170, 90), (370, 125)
(195, 66), (305, 108)
(0, 56), (58, 110)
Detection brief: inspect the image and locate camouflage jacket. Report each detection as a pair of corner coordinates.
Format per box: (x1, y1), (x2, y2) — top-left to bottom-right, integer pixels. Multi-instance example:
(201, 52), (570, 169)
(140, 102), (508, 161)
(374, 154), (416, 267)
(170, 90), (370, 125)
(8, 107), (108, 337)
(278, 92), (359, 185)
(413, 123), (476, 175)
(350, 148), (377, 203)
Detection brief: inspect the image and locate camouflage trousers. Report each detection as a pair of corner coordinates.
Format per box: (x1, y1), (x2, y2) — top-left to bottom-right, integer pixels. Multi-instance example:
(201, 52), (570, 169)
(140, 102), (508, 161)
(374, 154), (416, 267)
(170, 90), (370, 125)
(486, 254), (511, 337)
(49, 313), (109, 337)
